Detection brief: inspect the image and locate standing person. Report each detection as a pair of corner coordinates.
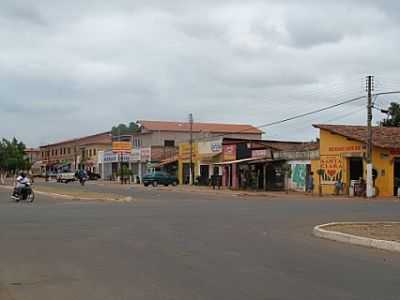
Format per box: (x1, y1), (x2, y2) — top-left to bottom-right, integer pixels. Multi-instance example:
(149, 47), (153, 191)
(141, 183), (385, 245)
(306, 172), (314, 194)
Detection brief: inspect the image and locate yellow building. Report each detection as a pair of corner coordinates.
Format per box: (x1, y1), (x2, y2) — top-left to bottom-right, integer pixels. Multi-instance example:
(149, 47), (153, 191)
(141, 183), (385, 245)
(312, 124), (400, 197)
(178, 140), (224, 185)
(178, 143), (199, 184)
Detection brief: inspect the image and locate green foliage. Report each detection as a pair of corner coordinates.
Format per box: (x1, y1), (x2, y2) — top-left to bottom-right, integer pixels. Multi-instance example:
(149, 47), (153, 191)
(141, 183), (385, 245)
(111, 122), (140, 136)
(117, 165), (133, 178)
(381, 102), (400, 127)
(0, 137), (30, 173)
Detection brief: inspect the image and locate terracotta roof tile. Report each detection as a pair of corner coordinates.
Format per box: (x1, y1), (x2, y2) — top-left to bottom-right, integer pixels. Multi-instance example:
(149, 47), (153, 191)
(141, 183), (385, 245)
(261, 141), (319, 151)
(138, 120), (262, 134)
(313, 124), (400, 149)
(41, 132), (111, 148)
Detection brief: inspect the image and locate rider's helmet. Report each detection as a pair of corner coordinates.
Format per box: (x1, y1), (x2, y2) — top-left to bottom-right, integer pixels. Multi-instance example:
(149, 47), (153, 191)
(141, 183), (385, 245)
(19, 172), (26, 178)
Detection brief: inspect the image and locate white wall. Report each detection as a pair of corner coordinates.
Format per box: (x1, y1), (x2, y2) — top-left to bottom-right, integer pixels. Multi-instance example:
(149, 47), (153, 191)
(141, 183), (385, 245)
(134, 131), (261, 148)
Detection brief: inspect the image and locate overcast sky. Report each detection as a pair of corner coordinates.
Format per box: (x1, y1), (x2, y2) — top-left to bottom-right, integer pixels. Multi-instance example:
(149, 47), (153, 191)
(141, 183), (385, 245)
(1, 0), (400, 146)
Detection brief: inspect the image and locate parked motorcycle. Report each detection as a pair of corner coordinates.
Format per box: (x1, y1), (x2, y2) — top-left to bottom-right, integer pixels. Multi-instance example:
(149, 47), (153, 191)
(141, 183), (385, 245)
(11, 182), (35, 203)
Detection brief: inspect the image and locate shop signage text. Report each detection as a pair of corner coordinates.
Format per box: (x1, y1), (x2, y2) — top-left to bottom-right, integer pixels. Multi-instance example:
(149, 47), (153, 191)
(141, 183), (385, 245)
(320, 155), (343, 184)
(328, 145), (362, 152)
(112, 142), (132, 153)
(251, 149), (271, 158)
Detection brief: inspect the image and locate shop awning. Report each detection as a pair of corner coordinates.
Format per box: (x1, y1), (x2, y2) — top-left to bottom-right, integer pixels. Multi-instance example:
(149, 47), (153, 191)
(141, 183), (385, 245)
(248, 158), (275, 164)
(155, 156), (178, 167)
(213, 157), (270, 165)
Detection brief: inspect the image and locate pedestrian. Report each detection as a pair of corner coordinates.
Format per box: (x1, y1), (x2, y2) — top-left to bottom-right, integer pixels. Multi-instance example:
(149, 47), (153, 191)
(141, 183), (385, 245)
(306, 172), (314, 194)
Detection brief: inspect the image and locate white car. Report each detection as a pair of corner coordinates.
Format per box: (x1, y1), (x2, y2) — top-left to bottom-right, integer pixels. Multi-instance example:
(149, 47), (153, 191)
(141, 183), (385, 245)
(56, 172), (76, 183)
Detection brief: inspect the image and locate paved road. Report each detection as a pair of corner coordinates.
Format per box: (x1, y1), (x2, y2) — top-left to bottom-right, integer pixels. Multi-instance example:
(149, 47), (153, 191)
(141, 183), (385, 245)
(1, 184), (400, 300)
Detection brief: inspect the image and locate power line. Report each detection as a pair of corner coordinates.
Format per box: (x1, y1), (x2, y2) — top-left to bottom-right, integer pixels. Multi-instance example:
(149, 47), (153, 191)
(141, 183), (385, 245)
(255, 95), (366, 129)
(267, 106), (366, 138)
(192, 90), (400, 143)
(193, 95), (366, 142)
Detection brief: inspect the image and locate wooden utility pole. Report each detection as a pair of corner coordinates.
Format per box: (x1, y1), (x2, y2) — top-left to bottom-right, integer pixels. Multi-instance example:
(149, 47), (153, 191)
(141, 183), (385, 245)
(189, 113), (194, 185)
(366, 75), (374, 198)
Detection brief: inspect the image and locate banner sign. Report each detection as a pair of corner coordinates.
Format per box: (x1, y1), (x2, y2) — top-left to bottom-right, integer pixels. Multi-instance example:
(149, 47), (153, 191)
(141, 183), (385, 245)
(140, 147), (151, 162)
(112, 142), (132, 153)
(223, 144), (236, 161)
(320, 155), (343, 184)
(198, 140), (222, 154)
(131, 149), (141, 161)
(251, 149), (271, 158)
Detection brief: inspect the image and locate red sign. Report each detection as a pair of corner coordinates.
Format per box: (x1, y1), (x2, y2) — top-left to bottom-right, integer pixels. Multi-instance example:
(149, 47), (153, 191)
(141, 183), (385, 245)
(223, 145), (236, 161)
(390, 149), (400, 155)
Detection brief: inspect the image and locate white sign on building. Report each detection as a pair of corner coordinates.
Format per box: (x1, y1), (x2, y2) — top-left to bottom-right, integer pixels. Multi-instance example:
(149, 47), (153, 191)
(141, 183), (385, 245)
(198, 138), (223, 154)
(140, 147), (151, 162)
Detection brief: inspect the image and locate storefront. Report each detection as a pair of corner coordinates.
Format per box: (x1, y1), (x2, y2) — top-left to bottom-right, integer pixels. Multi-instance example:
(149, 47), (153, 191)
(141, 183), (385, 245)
(178, 143), (199, 185)
(177, 139), (225, 185)
(312, 124), (400, 197)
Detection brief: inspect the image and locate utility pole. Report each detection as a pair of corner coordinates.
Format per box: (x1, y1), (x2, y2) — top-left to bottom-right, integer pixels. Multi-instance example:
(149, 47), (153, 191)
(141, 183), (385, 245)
(366, 75), (374, 198)
(189, 113), (194, 185)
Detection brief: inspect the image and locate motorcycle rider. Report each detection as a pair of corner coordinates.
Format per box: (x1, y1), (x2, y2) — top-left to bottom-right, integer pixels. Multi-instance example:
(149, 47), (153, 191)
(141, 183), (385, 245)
(13, 172), (29, 198)
(76, 169), (87, 184)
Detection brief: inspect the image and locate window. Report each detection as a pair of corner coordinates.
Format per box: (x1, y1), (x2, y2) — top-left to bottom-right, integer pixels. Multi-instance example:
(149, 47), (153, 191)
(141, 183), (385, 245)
(133, 138), (141, 149)
(89, 149), (92, 157)
(68, 148), (71, 154)
(164, 140), (175, 147)
(93, 149), (97, 156)
(55, 150), (58, 156)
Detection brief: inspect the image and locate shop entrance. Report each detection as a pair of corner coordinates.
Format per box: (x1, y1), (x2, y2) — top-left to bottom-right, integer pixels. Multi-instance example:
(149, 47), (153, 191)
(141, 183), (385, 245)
(199, 165), (210, 185)
(182, 163), (194, 184)
(394, 159), (400, 196)
(349, 158), (363, 181)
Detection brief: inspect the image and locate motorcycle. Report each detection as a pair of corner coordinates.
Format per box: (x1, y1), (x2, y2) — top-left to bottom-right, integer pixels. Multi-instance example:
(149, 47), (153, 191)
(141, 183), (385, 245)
(11, 182), (35, 203)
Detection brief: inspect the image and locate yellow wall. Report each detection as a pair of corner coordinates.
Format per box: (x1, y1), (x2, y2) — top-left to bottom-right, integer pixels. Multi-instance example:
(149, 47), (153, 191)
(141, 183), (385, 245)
(178, 143), (199, 184)
(312, 129), (395, 197)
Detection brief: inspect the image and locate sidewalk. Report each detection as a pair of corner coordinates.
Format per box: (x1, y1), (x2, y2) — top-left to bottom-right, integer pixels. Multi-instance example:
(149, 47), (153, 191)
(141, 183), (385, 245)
(93, 180), (400, 201)
(94, 180), (324, 198)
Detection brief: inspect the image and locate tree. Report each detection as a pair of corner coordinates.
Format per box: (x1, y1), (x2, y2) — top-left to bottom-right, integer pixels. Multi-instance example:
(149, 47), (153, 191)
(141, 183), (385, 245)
(381, 102), (400, 127)
(111, 122), (140, 136)
(0, 137), (30, 177)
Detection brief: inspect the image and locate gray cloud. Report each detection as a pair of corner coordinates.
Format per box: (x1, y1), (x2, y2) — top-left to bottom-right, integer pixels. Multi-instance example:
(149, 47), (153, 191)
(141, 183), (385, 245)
(0, 0), (399, 146)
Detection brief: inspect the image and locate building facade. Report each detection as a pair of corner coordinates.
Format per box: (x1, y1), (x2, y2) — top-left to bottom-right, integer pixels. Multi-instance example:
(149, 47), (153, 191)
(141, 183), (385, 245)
(178, 137), (318, 190)
(312, 124), (400, 197)
(101, 120), (263, 181)
(40, 132), (112, 175)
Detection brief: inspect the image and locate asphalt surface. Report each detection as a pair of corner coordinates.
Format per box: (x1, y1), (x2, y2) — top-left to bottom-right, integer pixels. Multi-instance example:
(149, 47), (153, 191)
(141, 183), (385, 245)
(1, 183), (400, 300)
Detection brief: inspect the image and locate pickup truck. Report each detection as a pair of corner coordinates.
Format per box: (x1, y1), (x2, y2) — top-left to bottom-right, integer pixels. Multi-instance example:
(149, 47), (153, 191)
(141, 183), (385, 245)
(56, 172), (76, 183)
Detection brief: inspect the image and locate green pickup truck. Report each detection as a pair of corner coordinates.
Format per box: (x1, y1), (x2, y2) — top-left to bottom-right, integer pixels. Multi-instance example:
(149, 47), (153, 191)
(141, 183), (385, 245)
(142, 171), (178, 187)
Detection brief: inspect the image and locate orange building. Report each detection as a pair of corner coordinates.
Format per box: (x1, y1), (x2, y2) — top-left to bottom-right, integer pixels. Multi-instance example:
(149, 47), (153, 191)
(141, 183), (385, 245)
(312, 124), (400, 197)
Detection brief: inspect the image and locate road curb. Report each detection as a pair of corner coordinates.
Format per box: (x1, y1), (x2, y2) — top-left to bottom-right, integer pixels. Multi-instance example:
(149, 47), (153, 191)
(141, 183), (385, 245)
(313, 222), (400, 253)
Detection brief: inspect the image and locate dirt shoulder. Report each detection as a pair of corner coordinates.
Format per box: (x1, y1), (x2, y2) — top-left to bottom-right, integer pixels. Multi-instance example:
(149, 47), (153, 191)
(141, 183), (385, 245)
(324, 223), (400, 242)
(0, 184), (133, 202)
(35, 185), (133, 202)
